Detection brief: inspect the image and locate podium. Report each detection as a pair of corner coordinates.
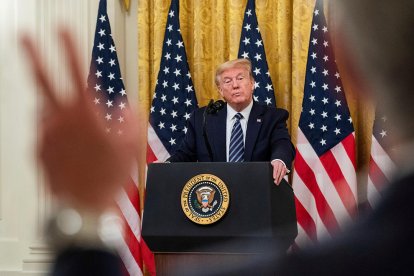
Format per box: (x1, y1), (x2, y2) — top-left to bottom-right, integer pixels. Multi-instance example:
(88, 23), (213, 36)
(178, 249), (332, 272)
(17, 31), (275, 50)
(142, 162), (297, 275)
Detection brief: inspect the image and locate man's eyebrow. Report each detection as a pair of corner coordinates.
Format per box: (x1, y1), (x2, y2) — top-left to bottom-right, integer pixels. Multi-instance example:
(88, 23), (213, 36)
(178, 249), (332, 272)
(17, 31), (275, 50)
(223, 73), (245, 79)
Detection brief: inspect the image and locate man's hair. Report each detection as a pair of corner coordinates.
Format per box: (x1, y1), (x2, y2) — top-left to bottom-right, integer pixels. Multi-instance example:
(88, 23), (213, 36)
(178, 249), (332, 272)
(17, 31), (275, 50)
(214, 58), (254, 87)
(338, 0), (414, 136)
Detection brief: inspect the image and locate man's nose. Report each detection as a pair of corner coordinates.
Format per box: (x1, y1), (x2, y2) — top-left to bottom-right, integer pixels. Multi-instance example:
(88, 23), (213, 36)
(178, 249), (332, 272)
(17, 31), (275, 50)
(232, 79), (239, 88)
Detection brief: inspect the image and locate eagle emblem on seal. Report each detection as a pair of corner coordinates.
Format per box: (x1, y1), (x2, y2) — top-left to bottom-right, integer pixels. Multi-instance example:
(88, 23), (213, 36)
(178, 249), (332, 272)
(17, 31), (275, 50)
(196, 186), (217, 212)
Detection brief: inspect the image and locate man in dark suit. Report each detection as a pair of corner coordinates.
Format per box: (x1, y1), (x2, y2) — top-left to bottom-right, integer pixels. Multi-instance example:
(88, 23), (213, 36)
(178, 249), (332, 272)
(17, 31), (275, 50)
(168, 58), (295, 185)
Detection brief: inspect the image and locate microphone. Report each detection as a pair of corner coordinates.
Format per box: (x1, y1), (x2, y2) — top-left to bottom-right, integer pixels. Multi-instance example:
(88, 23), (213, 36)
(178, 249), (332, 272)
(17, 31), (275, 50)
(203, 100), (225, 161)
(206, 99), (225, 114)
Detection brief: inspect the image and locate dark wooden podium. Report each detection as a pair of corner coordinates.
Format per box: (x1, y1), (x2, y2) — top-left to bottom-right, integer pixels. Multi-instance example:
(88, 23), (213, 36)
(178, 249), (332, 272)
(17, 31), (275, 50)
(142, 162), (297, 275)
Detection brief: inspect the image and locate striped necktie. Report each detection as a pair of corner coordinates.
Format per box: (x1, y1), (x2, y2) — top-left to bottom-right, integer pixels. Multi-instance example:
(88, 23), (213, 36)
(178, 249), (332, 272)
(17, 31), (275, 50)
(229, 113), (244, 162)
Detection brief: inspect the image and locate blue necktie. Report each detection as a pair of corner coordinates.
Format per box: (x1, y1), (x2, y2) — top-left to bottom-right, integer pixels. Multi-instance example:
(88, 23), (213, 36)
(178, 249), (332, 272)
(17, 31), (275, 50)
(229, 113), (244, 162)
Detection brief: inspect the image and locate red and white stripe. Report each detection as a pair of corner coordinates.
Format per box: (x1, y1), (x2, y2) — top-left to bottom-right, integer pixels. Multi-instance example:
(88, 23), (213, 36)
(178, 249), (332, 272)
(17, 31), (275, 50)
(367, 135), (396, 209)
(120, 123), (172, 275)
(147, 124), (171, 162)
(115, 166), (156, 275)
(292, 129), (358, 247)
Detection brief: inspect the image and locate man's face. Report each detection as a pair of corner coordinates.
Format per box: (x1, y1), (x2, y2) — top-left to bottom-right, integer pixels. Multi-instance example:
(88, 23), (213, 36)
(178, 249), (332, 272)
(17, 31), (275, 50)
(218, 67), (254, 111)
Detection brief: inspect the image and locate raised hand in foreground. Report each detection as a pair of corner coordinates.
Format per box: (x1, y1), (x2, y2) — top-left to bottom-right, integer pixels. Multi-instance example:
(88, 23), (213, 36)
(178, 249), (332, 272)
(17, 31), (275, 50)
(21, 29), (139, 211)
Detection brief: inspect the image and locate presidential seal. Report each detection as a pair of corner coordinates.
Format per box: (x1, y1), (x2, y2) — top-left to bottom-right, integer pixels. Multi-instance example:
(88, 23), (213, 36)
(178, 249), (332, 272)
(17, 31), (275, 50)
(181, 174), (230, 225)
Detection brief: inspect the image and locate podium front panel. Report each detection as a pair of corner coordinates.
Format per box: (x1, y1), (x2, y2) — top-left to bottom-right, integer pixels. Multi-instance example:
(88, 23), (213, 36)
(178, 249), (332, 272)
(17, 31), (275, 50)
(142, 162), (297, 253)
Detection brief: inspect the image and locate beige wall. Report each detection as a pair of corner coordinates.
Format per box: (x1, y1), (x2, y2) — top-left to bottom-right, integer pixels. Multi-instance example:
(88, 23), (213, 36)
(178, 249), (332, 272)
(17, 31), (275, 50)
(0, 0), (138, 274)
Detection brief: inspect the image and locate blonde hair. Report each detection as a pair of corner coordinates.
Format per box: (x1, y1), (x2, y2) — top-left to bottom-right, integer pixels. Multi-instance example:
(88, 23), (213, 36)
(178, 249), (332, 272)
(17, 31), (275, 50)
(215, 58), (253, 87)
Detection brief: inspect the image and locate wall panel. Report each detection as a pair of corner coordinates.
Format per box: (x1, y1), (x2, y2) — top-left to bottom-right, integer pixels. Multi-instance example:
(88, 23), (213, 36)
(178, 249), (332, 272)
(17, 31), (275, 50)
(0, 0), (133, 274)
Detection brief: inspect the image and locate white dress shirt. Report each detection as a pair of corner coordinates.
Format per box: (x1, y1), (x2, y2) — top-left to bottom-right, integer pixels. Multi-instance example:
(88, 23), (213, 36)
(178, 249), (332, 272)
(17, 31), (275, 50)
(225, 101), (253, 161)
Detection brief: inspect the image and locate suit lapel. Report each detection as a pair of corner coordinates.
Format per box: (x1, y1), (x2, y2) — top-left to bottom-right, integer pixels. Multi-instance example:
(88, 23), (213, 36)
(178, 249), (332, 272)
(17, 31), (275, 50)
(209, 106), (227, 161)
(245, 103), (264, 161)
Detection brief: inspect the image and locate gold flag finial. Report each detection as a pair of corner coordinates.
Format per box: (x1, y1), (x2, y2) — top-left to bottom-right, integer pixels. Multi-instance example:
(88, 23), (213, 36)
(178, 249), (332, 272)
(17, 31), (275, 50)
(123, 0), (130, 11)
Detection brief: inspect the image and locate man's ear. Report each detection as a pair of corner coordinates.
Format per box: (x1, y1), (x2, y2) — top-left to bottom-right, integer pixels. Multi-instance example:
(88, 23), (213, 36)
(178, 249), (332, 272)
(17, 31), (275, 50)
(248, 77), (255, 91)
(218, 87), (224, 97)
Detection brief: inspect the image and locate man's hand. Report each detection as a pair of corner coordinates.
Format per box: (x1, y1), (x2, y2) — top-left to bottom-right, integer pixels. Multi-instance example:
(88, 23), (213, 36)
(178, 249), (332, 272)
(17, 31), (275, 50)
(271, 159), (288, 185)
(21, 29), (139, 211)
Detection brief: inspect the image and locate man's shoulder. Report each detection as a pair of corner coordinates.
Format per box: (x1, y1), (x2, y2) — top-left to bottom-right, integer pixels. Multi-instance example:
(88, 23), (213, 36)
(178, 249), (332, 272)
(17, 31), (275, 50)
(253, 103), (289, 117)
(195, 106), (207, 114)
(188, 106), (207, 119)
(194, 102), (227, 116)
(188, 105), (221, 124)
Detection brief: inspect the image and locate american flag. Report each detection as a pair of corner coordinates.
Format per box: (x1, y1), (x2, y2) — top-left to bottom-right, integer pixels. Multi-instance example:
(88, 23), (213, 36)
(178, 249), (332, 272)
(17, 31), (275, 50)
(238, 0), (276, 106)
(147, 0), (198, 163)
(291, 0), (358, 247)
(86, 0), (155, 275)
(367, 108), (396, 209)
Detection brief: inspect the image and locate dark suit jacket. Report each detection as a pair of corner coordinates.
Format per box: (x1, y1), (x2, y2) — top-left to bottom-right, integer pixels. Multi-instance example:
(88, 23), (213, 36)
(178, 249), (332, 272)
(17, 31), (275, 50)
(273, 172), (414, 275)
(168, 102), (295, 169)
(52, 248), (123, 276)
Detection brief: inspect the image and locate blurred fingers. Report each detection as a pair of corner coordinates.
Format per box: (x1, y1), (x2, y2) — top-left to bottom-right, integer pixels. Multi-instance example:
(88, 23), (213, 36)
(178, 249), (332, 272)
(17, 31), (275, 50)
(59, 28), (88, 102)
(20, 34), (60, 110)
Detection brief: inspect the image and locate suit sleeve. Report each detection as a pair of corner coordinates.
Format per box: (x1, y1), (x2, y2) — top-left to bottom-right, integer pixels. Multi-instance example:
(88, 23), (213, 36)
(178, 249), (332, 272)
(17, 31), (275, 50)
(270, 109), (295, 171)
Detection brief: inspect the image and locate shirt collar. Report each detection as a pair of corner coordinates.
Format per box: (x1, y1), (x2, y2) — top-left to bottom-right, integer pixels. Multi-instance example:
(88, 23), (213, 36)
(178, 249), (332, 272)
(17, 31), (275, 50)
(226, 100), (253, 120)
